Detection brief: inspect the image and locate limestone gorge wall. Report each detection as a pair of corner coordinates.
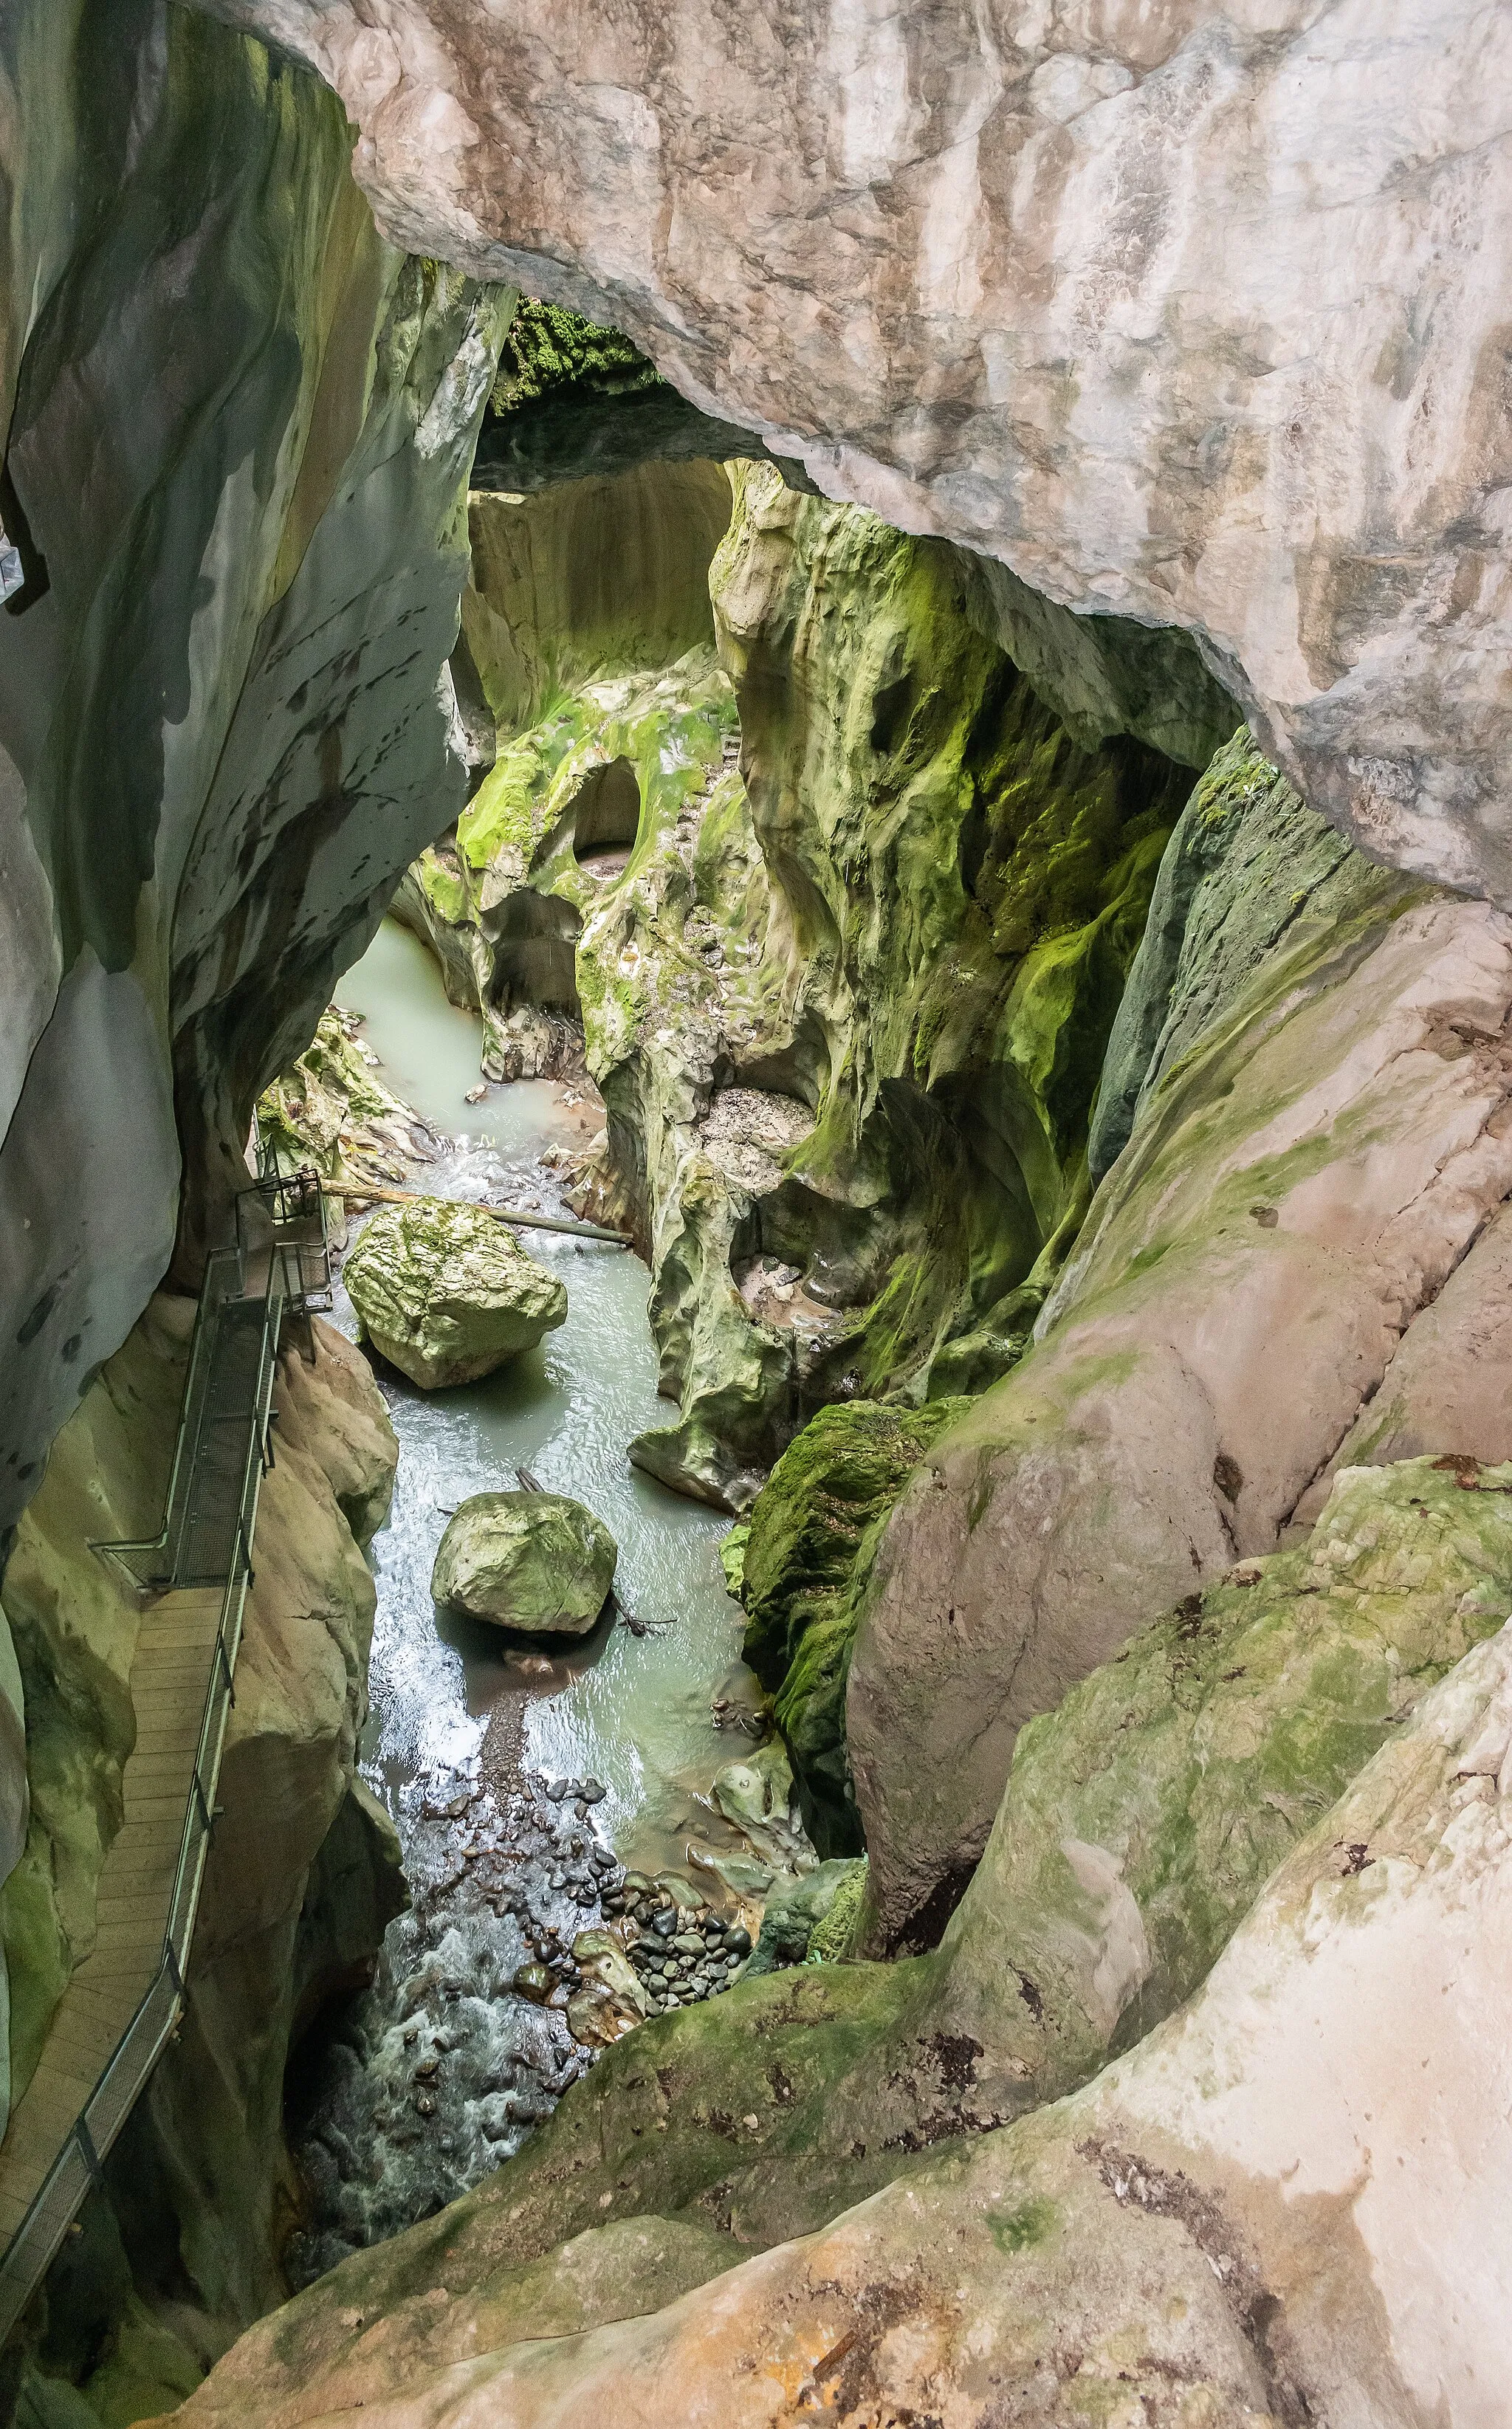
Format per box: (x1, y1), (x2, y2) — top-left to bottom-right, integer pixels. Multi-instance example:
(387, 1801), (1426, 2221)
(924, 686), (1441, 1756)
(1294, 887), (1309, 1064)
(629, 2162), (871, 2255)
(0, 0), (509, 1538)
(0, 0), (1509, 2422)
(400, 457), (1220, 1505)
(197, 0), (1512, 910)
(0, 0), (504, 2413)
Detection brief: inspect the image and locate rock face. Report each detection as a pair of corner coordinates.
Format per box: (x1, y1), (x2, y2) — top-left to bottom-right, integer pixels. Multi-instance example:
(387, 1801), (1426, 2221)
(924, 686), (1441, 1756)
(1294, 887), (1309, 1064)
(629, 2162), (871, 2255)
(161, 1474), (1512, 2425)
(430, 1491), (616, 1635)
(0, 0), (509, 1536)
(472, 297), (797, 494)
(735, 1398), (970, 1852)
(343, 1200), (567, 1387)
(842, 735), (1512, 1948)
(190, 0), (1511, 913)
(257, 1010), (438, 1199)
(2, 1303), (402, 2419)
(405, 459), (1197, 1502)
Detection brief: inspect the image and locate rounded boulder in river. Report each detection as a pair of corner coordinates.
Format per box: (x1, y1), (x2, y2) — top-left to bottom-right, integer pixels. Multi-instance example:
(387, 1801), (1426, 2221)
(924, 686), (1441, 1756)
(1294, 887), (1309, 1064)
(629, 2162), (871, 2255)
(343, 1197), (567, 1387)
(431, 1490), (619, 1635)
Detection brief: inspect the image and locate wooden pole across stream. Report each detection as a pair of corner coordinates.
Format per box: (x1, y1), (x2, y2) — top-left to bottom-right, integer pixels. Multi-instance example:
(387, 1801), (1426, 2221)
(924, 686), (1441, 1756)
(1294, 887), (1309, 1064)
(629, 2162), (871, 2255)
(321, 1178), (630, 1247)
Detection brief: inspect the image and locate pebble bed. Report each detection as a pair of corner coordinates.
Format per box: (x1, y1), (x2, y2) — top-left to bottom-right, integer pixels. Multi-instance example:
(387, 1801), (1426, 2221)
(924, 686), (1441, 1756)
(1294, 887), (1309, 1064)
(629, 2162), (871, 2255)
(611, 1875), (752, 2011)
(286, 1761), (750, 2285)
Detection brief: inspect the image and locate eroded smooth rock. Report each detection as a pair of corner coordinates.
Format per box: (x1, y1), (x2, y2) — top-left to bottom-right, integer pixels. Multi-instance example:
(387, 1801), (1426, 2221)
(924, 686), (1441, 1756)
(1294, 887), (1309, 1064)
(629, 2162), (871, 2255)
(344, 1200), (566, 1389)
(0, 2), (506, 1531)
(162, 1570), (1512, 2425)
(193, 0), (1512, 911)
(402, 461), (1190, 1504)
(848, 753), (1512, 1946)
(431, 1491), (616, 1635)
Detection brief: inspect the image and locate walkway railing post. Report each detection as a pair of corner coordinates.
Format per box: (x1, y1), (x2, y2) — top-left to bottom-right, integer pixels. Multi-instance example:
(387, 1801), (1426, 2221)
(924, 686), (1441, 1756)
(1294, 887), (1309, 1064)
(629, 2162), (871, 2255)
(0, 1177), (330, 2340)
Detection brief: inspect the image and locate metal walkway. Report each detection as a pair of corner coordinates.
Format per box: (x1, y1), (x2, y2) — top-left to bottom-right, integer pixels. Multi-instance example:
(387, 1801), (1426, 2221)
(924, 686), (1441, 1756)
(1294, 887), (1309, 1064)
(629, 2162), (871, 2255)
(0, 1175), (329, 2342)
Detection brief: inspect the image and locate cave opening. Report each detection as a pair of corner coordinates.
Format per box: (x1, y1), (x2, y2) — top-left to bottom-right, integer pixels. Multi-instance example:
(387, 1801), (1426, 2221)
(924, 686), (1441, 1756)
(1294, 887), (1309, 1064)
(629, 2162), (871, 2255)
(568, 756), (641, 873)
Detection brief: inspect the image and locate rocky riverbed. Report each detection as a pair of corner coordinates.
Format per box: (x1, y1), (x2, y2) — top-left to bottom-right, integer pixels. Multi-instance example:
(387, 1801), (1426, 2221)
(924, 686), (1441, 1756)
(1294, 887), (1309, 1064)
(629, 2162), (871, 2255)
(285, 1756), (754, 2284)
(275, 920), (811, 2282)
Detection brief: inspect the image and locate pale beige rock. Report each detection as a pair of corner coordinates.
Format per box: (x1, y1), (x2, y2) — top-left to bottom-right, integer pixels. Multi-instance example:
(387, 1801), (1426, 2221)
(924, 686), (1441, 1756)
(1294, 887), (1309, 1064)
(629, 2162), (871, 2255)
(1288, 1199), (1512, 1530)
(162, 1621), (1512, 2426)
(192, 0), (1512, 903)
(849, 890), (1512, 1942)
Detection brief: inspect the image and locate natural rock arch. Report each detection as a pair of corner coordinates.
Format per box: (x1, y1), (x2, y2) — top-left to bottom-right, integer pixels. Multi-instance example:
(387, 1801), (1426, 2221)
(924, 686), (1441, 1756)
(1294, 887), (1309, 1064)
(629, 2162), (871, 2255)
(193, 0), (1512, 905)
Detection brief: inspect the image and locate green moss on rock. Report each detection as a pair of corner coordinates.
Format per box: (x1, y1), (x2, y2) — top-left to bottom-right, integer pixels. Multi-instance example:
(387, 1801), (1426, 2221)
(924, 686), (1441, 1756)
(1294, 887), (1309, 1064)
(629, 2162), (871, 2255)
(928, 1453), (1512, 2098)
(255, 1009), (428, 1192)
(1089, 727), (1389, 1179)
(737, 1398), (969, 1849)
(489, 299), (663, 419)
(746, 1858), (867, 1975)
(431, 1491), (617, 1635)
(399, 462), (1198, 1511)
(343, 1200), (567, 1388)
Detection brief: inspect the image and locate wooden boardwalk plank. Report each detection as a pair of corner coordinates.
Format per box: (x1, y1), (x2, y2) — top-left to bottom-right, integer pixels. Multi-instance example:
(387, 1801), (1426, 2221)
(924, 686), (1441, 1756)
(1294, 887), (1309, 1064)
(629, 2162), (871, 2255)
(0, 1263), (287, 2292)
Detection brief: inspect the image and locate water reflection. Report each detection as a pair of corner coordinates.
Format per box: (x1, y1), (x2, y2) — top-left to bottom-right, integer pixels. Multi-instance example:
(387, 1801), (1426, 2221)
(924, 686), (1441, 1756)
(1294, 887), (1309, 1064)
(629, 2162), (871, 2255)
(332, 920), (749, 1874)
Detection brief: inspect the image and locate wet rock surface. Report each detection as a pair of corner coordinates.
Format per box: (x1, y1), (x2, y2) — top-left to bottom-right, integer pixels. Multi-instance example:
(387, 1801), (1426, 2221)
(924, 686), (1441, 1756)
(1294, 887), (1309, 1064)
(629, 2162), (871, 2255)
(430, 1491), (617, 1635)
(284, 1761), (753, 2283)
(343, 1198), (568, 1389)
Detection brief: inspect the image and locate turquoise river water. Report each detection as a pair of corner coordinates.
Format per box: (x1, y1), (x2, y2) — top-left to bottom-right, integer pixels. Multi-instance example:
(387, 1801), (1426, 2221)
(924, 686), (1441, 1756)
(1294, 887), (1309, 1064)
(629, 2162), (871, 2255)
(332, 916), (750, 1876)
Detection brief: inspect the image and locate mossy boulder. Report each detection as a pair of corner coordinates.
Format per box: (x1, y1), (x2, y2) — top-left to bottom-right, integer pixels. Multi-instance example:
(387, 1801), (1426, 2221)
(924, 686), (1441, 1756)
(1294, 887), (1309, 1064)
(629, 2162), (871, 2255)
(256, 1009), (430, 1195)
(736, 1398), (969, 1852)
(431, 1491), (617, 1635)
(745, 1858), (867, 1976)
(343, 1200), (567, 1388)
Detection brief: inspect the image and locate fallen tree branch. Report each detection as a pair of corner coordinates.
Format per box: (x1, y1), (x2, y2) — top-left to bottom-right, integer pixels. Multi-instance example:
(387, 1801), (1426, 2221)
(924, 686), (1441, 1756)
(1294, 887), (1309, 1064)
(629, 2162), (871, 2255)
(320, 1178), (631, 1247)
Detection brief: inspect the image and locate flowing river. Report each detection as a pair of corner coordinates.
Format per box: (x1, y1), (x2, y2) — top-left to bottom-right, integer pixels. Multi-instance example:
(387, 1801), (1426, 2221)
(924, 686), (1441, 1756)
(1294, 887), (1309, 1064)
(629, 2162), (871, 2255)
(285, 918), (768, 2281)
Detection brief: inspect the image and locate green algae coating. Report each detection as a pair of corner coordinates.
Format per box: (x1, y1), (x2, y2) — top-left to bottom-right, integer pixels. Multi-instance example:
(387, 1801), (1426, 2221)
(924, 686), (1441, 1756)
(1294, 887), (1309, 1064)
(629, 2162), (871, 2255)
(255, 1009), (419, 1182)
(432, 1491), (618, 1635)
(738, 1399), (971, 1851)
(807, 1856), (869, 1962)
(745, 1858), (866, 1976)
(405, 453), (1200, 1507)
(933, 1454), (1512, 2083)
(343, 1200), (567, 1389)
(1089, 727), (1378, 1178)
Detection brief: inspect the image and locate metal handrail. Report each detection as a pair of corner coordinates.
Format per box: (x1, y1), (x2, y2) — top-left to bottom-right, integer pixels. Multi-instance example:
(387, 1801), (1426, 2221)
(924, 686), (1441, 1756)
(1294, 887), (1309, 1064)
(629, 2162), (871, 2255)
(0, 1175), (328, 2341)
(91, 1178), (329, 1587)
(92, 1248), (242, 1591)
